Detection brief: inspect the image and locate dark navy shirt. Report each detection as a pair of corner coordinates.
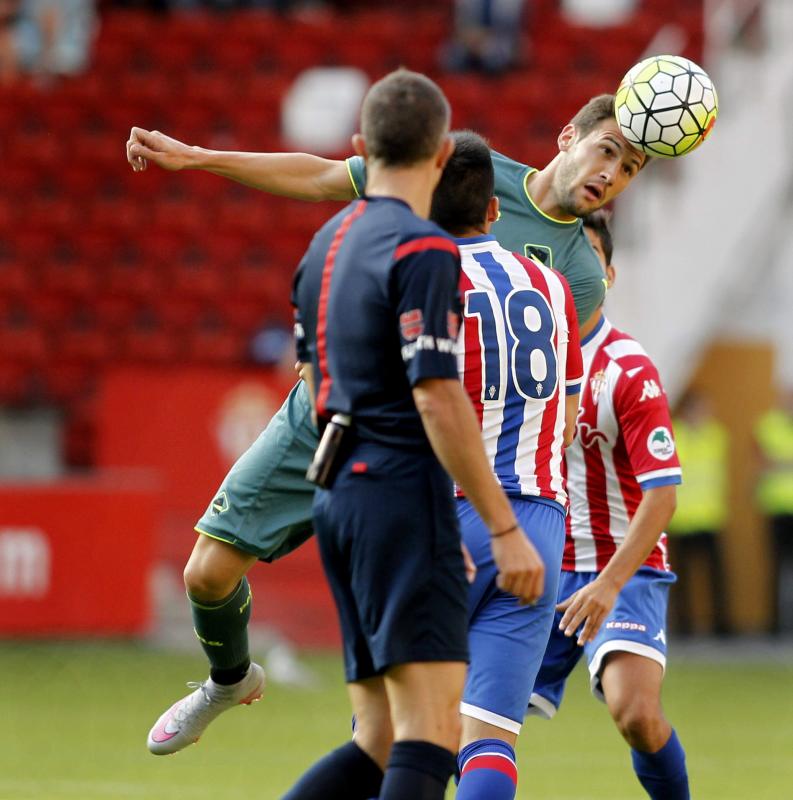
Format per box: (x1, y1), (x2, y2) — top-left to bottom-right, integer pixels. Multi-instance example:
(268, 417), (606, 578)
(293, 196), (462, 451)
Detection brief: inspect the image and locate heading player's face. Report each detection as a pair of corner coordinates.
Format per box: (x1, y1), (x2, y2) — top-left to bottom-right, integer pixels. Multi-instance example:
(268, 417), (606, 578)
(554, 119), (645, 217)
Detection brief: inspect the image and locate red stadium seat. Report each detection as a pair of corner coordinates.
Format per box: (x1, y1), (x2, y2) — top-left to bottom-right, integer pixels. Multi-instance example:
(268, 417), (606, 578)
(0, 321), (49, 366)
(186, 320), (246, 365)
(120, 324), (183, 365)
(40, 260), (100, 300)
(44, 363), (95, 404)
(0, 260), (31, 295)
(0, 361), (32, 405)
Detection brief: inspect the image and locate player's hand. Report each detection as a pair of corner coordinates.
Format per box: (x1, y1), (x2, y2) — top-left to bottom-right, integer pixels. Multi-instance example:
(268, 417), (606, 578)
(126, 127), (194, 173)
(491, 527), (544, 605)
(556, 577), (620, 645)
(461, 542), (477, 584)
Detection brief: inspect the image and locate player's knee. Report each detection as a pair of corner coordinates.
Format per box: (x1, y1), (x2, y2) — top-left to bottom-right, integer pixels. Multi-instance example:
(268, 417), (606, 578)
(612, 697), (667, 751)
(353, 713), (393, 770)
(391, 701), (461, 751)
(183, 560), (235, 602)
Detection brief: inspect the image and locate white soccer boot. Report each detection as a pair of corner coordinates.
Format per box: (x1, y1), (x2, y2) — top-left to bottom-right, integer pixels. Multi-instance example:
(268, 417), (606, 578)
(147, 662), (266, 755)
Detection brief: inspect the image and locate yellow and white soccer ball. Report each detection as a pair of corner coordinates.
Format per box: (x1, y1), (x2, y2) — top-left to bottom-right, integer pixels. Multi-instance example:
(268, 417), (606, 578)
(614, 54), (718, 158)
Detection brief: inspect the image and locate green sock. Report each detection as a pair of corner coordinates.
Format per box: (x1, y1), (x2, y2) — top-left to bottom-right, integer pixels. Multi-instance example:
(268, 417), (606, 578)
(189, 577), (252, 678)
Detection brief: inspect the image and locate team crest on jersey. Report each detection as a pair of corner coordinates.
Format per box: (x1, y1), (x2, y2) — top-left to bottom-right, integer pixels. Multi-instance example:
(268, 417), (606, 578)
(589, 369), (607, 404)
(211, 491), (230, 515)
(647, 427), (675, 460)
(447, 311), (460, 340)
(399, 309), (424, 341)
(523, 243), (553, 267)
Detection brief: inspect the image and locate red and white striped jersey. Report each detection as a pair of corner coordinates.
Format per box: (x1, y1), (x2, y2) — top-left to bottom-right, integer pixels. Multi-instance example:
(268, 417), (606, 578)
(456, 235), (583, 507)
(564, 317), (682, 572)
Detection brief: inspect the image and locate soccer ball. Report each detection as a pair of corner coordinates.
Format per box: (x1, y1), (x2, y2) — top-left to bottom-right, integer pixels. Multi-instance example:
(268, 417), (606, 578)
(614, 54), (718, 158)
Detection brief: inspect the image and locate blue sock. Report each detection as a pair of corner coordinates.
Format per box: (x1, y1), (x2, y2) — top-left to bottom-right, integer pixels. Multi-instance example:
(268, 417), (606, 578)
(380, 740), (457, 800)
(456, 738), (518, 800)
(631, 729), (689, 800)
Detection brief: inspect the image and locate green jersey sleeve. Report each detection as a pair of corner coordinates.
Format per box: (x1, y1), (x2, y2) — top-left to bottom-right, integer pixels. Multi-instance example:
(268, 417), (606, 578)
(345, 156), (366, 197)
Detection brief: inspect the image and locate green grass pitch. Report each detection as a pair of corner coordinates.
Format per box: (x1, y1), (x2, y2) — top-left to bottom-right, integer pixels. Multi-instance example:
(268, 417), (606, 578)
(0, 642), (791, 799)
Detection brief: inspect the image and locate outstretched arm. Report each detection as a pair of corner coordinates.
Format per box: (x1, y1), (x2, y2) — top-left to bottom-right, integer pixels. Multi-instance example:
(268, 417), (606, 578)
(126, 127), (356, 202)
(556, 484), (677, 644)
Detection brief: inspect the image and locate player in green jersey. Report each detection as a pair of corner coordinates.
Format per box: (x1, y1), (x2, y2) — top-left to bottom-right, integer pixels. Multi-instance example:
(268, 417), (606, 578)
(128, 93), (647, 757)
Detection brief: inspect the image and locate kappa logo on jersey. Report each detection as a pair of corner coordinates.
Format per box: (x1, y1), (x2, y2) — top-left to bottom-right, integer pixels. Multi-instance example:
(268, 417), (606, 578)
(447, 311), (460, 340)
(590, 369), (607, 405)
(640, 379), (663, 402)
(211, 491), (229, 515)
(647, 427), (675, 460)
(578, 422), (607, 449)
(399, 309), (423, 341)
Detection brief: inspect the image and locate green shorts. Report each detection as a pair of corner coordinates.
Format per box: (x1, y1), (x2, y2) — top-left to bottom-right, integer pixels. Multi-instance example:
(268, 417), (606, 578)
(195, 381), (319, 562)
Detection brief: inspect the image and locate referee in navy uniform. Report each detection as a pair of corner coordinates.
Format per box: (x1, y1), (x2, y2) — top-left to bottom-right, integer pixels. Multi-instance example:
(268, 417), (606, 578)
(288, 69), (544, 800)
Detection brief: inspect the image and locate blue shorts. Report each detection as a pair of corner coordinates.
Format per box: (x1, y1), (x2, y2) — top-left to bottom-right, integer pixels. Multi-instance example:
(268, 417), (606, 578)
(314, 442), (469, 683)
(459, 496), (565, 735)
(528, 567), (676, 719)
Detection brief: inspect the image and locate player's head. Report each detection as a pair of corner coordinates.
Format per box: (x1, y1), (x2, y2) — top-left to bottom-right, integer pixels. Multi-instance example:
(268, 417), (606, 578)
(354, 69), (452, 170)
(553, 94), (647, 217)
(430, 130), (498, 236)
(581, 209), (616, 290)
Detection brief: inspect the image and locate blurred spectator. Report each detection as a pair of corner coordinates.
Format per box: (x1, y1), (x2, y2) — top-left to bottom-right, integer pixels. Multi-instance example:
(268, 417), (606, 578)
(122, 1), (301, 9)
(110, 1), (169, 10)
(14, 0), (97, 80)
(667, 390), (729, 635)
(440, 0), (525, 75)
(754, 389), (793, 634)
(0, 0), (21, 84)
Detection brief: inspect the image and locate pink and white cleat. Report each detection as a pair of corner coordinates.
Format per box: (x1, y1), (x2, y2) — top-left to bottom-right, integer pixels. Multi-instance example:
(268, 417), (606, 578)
(147, 662), (265, 755)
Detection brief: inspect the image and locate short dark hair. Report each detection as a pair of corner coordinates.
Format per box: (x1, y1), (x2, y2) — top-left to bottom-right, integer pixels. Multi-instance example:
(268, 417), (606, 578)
(569, 94), (616, 139)
(360, 69), (450, 167)
(582, 209), (614, 265)
(571, 93), (649, 167)
(430, 130), (494, 236)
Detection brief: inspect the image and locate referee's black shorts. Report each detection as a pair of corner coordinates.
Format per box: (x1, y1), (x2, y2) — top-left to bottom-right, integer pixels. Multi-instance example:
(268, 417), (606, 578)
(313, 441), (470, 682)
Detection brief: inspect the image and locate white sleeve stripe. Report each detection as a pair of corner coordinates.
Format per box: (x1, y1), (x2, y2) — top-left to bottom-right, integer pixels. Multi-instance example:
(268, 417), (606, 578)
(604, 339), (647, 360)
(637, 467), (682, 482)
(566, 377), (583, 386)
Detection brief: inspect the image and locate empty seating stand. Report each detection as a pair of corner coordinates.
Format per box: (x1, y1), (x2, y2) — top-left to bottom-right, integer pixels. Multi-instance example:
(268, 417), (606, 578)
(0, 1), (703, 466)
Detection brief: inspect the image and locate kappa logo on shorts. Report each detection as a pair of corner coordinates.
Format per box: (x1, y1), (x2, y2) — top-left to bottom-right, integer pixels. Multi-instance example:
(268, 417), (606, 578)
(605, 621), (647, 632)
(211, 492), (230, 515)
(399, 309), (424, 341)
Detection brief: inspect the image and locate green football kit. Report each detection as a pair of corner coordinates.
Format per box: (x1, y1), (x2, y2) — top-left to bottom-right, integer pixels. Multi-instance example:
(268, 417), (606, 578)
(195, 151), (607, 559)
